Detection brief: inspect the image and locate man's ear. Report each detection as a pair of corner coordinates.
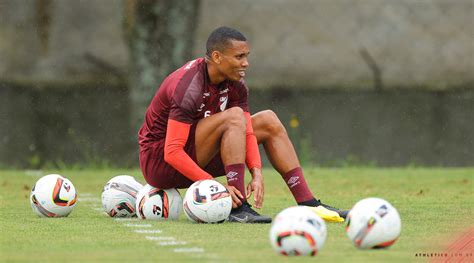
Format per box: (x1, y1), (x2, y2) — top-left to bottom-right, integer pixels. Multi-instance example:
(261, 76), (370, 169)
(211, 51), (221, 64)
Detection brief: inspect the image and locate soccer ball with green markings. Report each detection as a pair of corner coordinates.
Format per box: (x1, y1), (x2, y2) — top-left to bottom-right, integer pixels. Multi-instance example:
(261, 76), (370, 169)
(346, 197), (401, 249)
(30, 174), (77, 217)
(269, 206), (327, 256)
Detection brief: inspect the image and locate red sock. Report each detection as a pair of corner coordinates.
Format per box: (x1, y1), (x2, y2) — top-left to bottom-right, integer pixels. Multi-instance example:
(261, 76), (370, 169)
(282, 167), (314, 203)
(225, 163), (246, 201)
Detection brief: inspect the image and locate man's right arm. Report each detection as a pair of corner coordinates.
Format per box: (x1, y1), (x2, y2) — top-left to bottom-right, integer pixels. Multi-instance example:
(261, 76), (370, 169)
(164, 119), (213, 181)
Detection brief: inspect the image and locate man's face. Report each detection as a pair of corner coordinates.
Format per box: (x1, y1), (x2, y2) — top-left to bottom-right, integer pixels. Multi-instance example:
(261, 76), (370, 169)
(217, 40), (250, 82)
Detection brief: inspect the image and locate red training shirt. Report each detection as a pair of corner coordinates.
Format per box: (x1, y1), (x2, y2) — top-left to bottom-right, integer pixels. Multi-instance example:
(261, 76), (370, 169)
(138, 58), (261, 181)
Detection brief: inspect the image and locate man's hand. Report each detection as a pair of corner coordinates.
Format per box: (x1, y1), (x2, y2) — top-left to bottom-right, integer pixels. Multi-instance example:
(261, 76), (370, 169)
(224, 184), (243, 208)
(246, 168), (264, 209)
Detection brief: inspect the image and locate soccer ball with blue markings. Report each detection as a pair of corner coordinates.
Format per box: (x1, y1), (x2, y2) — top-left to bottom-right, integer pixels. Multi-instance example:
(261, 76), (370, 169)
(269, 206), (327, 256)
(345, 197), (401, 249)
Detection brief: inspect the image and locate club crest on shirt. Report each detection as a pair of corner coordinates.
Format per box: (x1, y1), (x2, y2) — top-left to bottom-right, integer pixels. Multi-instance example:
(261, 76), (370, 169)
(219, 88), (229, 94)
(219, 96), (228, 111)
(197, 103), (205, 112)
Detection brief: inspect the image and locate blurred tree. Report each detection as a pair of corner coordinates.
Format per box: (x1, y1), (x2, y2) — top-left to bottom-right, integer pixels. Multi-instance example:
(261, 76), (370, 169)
(124, 0), (201, 129)
(35, 0), (52, 56)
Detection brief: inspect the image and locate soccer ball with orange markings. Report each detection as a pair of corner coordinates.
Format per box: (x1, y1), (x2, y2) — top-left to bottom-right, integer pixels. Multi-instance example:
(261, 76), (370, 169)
(30, 174), (77, 217)
(101, 175), (143, 217)
(346, 197), (401, 249)
(269, 206), (327, 256)
(183, 179), (232, 223)
(136, 184), (182, 220)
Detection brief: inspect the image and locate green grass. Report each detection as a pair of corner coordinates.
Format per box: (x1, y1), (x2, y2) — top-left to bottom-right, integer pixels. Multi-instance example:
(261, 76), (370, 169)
(1, 168), (473, 262)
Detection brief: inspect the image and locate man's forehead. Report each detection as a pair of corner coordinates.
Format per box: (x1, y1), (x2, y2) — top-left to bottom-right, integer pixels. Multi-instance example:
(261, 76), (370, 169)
(224, 40), (249, 53)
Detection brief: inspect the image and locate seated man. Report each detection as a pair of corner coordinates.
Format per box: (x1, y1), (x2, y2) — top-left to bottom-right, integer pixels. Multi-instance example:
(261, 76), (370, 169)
(138, 26), (348, 223)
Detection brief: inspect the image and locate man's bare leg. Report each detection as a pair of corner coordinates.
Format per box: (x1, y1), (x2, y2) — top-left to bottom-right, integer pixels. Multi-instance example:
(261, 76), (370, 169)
(251, 110), (300, 174)
(193, 107), (272, 223)
(194, 107), (246, 206)
(251, 110), (348, 218)
(251, 110), (314, 203)
(194, 107), (245, 166)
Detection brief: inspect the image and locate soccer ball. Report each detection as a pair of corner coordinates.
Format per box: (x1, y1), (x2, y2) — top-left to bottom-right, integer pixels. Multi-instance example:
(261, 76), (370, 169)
(101, 175), (143, 217)
(346, 197), (401, 249)
(136, 184), (182, 220)
(30, 174), (77, 217)
(183, 179), (232, 223)
(269, 206), (327, 256)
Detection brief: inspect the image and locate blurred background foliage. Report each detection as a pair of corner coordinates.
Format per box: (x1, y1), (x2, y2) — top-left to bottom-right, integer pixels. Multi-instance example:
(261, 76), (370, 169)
(0, 0), (472, 168)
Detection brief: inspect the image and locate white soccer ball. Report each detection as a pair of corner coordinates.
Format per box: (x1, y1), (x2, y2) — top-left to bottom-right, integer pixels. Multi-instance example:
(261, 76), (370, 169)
(346, 197), (401, 249)
(101, 175), (143, 217)
(136, 184), (182, 220)
(30, 174), (77, 217)
(183, 179), (232, 223)
(269, 206), (327, 256)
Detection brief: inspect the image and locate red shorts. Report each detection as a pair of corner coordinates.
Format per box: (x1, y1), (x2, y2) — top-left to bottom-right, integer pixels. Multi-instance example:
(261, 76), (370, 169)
(139, 124), (225, 189)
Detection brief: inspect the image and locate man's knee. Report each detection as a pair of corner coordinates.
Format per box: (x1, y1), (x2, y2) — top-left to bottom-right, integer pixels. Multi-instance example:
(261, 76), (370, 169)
(257, 110), (286, 135)
(223, 107), (246, 130)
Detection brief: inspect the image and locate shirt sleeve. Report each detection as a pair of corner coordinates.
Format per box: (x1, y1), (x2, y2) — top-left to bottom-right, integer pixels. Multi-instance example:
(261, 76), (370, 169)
(169, 71), (204, 124)
(164, 119), (213, 181)
(244, 112), (262, 170)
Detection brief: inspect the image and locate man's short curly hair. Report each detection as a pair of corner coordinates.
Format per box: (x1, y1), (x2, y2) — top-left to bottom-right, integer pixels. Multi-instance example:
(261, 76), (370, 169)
(206, 26), (247, 57)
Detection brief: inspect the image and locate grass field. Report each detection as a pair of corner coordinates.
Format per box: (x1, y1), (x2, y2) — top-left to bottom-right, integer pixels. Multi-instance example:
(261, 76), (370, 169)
(1, 168), (473, 262)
